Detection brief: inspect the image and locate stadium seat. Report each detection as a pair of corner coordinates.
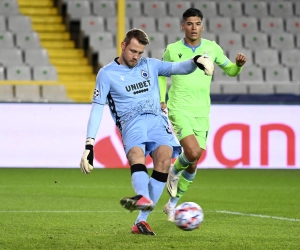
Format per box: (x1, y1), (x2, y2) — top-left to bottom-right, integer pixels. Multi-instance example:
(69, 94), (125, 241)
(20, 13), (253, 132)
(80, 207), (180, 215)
(218, 1), (242, 17)
(33, 65), (58, 81)
(213, 67), (238, 83)
(285, 18), (300, 34)
(132, 17), (156, 32)
(67, 0), (91, 20)
(8, 16), (32, 33)
(270, 33), (295, 50)
(168, 2), (192, 18)
(275, 84), (300, 95)
(15, 85), (42, 102)
(202, 32), (216, 42)
(89, 32), (115, 52)
(297, 34), (300, 48)
(269, 2), (293, 18)
(0, 84), (14, 102)
(24, 49), (50, 66)
(281, 49), (300, 68)
(106, 17), (129, 33)
(166, 32), (184, 44)
(228, 48), (253, 65)
(80, 16), (105, 36)
(157, 17), (181, 33)
(98, 48), (117, 66)
(218, 33), (242, 51)
(239, 65), (263, 83)
(0, 48), (23, 66)
(0, 32), (14, 48)
(260, 17), (284, 34)
(244, 2), (268, 18)
(210, 83), (222, 94)
(265, 66), (290, 82)
(248, 83), (275, 94)
(296, 2), (300, 17)
(0, 16), (6, 32)
(147, 32), (165, 50)
(15, 32), (41, 49)
(234, 17), (258, 34)
(208, 17), (232, 33)
(0, 66), (4, 80)
(126, 1), (142, 18)
(0, 0), (19, 16)
(6, 65), (31, 80)
(149, 48), (165, 59)
(194, 2), (217, 19)
(291, 67), (300, 82)
(222, 84), (248, 94)
(244, 32), (268, 50)
(143, 2), (167, 18)
(254, 49), (279, 68)
(41, 85), (73, 103)
(92, 1), (115, 18)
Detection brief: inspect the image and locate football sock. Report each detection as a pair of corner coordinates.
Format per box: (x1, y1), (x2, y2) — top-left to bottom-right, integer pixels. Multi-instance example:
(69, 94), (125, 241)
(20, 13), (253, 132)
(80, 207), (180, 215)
(136, 170), (168, 223)
(173, 153), (194, 174)
(131, 164), (150, 199)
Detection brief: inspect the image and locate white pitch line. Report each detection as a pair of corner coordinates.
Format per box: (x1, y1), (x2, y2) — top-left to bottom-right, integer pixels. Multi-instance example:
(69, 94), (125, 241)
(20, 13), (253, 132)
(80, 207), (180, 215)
(216, 210), (300, 222)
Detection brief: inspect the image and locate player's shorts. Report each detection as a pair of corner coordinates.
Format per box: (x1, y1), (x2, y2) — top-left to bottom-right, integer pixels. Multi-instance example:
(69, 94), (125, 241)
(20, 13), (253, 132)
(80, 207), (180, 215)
(168, 112), (209, 150)
(121, 113), (182, 158)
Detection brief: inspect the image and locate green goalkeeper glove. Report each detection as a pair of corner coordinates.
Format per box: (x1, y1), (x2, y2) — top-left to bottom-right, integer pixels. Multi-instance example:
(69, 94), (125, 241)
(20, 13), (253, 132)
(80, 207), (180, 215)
(80, 138), (95, 174)
(193, 55), (214, 76)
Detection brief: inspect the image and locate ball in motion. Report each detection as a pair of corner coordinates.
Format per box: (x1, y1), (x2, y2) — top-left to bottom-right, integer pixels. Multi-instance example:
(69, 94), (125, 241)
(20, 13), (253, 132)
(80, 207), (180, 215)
(174, 202), (204, 231)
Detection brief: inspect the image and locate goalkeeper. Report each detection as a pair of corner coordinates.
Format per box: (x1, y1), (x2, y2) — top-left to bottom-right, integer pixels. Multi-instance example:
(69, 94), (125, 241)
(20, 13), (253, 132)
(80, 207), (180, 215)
(159, 8), (247, 222)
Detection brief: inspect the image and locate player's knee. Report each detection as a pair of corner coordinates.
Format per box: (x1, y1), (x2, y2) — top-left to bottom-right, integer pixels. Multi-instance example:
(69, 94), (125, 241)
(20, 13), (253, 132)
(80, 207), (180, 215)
(184, 147), (202, 162)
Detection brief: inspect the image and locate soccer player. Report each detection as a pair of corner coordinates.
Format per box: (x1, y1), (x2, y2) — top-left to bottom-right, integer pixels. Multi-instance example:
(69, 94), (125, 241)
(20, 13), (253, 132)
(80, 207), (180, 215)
(80, 28), (213, 235)
(159, 8), (247, 222)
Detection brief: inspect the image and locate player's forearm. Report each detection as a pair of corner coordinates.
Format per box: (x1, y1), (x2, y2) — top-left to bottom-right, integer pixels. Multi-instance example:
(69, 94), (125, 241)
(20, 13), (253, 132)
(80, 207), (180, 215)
(158, 76), (167, 102)
(171, 59), (197, 75)
(86, 102), (104, 139)
(223, 61), (242, 77)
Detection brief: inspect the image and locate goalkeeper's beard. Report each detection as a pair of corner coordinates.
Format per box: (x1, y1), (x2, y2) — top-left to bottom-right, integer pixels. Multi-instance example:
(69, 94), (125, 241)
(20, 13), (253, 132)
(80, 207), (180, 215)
(122, 55), (138, 68)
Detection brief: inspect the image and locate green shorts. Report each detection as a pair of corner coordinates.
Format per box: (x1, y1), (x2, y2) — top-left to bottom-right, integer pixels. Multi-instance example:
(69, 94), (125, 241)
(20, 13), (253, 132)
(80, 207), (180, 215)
(168, 113), (209, 150)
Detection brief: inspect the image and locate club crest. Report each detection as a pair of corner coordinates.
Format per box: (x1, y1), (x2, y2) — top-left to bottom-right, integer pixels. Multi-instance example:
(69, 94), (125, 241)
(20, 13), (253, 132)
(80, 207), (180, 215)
(141, 70), (149, 79)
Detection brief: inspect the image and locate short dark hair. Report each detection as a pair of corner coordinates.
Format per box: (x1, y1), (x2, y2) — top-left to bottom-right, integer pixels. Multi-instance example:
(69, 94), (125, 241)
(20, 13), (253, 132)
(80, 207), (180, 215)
(123, 28), (150, 46)
(182, 8), (203, 21)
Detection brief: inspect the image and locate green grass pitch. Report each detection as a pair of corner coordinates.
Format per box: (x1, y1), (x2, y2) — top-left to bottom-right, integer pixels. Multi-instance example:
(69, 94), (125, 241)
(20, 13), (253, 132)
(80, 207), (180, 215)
(0, 168), (299, 250)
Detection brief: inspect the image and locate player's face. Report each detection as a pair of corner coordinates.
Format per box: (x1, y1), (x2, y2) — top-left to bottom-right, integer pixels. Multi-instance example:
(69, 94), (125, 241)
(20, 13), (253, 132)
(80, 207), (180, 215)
(121, 38), (145, 68)
(182, 16), (203, 43)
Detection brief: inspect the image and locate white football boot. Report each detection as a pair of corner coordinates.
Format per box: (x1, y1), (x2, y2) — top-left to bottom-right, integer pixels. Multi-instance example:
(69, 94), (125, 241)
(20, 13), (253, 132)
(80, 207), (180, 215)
(166, 165), (180, 198)
(163, 202), (175, 222)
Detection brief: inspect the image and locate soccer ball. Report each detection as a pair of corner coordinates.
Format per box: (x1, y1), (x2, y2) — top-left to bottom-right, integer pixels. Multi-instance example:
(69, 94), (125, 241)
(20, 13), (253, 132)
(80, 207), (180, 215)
(174, 202), (204, 231)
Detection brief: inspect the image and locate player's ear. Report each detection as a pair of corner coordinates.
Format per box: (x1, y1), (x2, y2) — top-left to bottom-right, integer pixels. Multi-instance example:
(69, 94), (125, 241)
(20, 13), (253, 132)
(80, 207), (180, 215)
(121, 41), (126, 51)
(181, 23), (184, 30)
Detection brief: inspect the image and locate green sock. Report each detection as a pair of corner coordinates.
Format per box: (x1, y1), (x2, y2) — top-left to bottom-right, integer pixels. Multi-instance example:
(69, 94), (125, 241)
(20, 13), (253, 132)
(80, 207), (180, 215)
(173, 153), (194, 173)
(176, 174), (193, 199)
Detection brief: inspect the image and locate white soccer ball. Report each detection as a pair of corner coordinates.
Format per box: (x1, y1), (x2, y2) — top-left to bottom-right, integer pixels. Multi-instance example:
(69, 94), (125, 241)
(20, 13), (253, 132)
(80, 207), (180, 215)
(174, 202), (204, 231)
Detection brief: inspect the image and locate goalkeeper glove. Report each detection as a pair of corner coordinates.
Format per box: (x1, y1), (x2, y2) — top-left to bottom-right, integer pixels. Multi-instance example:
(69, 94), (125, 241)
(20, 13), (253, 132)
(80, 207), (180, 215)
(193, 55), (214, 76)
(80, 138), (95, 174)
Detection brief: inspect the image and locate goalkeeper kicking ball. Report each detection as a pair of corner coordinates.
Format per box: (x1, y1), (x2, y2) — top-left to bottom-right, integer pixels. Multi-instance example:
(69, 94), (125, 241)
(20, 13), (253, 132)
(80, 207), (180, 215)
(174, 202), (204, 231)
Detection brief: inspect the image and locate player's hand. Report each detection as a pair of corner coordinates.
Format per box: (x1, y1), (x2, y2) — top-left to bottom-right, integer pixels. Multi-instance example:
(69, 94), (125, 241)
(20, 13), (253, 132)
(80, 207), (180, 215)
(193, 55), (214, 76)
(160, 102), (167, 114)
(80, 138), (95, 174)
(236, 53), (247, 67)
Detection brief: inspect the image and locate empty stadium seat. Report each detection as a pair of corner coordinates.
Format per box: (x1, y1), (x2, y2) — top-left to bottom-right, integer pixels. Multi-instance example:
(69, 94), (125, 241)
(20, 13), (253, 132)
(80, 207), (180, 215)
(6, 65), (31, 80)
(269, 2), (293, 18)
(285, 18), (300, 34)
(218, 1), (242, 17)
(67, 0), (91, 20)
(265, 66), (290, 82)
(0, 84), (14, 102)
(218, 33), (242, 51)
(0, 66), (4, 80)
(194, 2), (217, 19)
(132, 17), (156, 32)
(98, 48), (117, 66)
(0, 0), (19, 16)
(33, 66), (58, 81)
(149, 48), (165, 59)
(296, 2), (300, 17)
(42, 85), (73, 102)
(92, 1), (115, 18)
(106, 17), (129, 33)
(228, 48), (253, 65)
(126, 1), (142, 18)
(15, 32), (41, 49)
(80, 16), (105, 36)
(234, 17), (258, 34)
(213, 67), (238, 83)
(166, 32), (184, 44)
(291, 68), (300, 82)
(281, 49), (300, 68)
(210, 83), (222, 94)
(147, 32), (165, 50)
(254, 49), (279, 67)
(239, 65), (264, 83)
(248, 84), (274, 94)
(208, 17), (232, 33)
(270, 33), (295, 50)
(244, 32), (268, 50)
(0, 32), (14, 48)
(24, 49), (50, 66)
(202, 32), (216, 42)
(222, 84), (248, 94)
(0, 48), (23, 66)
(89, 32), (115, 52)
(260, 17), (284, 34)
(244, 2), (268, 18)
(143, 2), (167, 18)
(8, 15), (32, 33)
(157, 17), (182, 33)
(168, 2), (191, 18)
(275, 84), (300, 95)
(15, 85), (42, 102)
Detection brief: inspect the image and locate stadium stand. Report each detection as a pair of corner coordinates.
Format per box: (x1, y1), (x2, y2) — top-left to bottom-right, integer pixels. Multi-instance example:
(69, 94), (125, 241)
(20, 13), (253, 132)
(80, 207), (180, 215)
(0, 0), (300, 103)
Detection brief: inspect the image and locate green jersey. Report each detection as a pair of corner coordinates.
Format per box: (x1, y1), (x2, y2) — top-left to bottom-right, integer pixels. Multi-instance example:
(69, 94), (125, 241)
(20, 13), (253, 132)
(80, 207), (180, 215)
(159, 38), (232, 117)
